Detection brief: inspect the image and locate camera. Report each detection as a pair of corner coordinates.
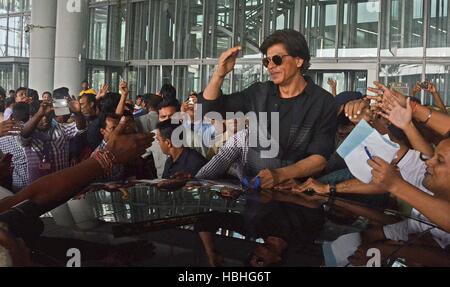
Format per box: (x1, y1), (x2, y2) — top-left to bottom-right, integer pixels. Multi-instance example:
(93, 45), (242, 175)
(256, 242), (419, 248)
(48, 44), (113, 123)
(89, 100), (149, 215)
(419, 81), (429, 90)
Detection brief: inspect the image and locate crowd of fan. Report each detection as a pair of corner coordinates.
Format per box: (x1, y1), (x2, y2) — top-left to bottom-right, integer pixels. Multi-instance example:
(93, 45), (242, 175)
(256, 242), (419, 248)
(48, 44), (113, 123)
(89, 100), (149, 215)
(0, 29), (449, 267)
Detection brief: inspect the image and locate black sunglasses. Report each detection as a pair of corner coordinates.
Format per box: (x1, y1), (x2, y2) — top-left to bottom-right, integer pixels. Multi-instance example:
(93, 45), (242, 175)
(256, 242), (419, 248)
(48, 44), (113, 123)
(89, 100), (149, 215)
(262, 55), (291, 68)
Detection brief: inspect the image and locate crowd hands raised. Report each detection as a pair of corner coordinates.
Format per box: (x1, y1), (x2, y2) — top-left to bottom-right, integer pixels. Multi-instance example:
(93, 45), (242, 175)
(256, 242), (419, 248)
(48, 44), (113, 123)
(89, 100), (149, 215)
(1, 29), (450, 267)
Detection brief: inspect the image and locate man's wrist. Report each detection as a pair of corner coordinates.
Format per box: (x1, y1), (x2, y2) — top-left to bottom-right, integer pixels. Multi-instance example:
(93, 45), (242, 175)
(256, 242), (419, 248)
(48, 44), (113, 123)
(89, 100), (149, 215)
(213, 70), (227, 80)
(387, 178), (406, 195)
(324, 184), (331, 194)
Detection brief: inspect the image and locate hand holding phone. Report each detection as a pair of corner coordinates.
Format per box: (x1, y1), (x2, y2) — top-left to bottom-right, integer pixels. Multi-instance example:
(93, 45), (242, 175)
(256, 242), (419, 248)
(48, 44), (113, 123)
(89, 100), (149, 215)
(419, 81), (429, 90)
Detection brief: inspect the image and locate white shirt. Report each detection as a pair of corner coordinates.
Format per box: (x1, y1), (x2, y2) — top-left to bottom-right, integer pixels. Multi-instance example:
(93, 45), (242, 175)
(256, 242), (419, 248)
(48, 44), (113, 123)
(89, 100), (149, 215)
(384, 150), (450, 249)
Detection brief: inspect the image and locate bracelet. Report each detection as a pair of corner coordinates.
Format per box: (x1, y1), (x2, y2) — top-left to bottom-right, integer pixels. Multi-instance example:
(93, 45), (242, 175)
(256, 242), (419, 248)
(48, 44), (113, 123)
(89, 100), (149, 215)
(91, 150), (116, 176)
(422, 108), (433, 125)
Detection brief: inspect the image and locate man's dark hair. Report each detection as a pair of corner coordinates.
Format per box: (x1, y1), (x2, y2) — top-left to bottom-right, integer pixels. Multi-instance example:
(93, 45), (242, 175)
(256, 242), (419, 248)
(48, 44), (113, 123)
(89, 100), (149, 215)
(15, 87), (28, 97)
(260, 29), (311, 74)
(136, 95), (143, 100)
(80, 93), (97, 110)
(100, 92), (121, 114)
(43, 91), (52, 98)
(160, 84), (177, 101)
(124, 103), (134, 117)
(143, 93), (163, 111)
(98, 112), (120, 130)
(27, 89), (39, 102)
(81, 80), (88, 85)
(8, 90), (15, 95)
(157, 120), (183, 142)
(12, 103), (30, 122)
(53, 87), (69, 100)
(157, 97), (181, 112)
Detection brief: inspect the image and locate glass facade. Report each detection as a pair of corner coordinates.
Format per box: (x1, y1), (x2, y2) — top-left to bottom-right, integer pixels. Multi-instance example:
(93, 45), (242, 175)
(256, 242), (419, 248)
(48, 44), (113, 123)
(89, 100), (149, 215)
(84, 0), (450, 104)
(0, 0), (30, 91)
(0, 0), (449, 105)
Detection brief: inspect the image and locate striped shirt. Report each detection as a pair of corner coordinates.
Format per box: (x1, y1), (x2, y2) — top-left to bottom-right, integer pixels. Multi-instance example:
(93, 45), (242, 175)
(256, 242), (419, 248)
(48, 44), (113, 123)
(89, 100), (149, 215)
(21, 121), (81, 183)
(0, 135), (28, 192)
(196, 129), (248, 180)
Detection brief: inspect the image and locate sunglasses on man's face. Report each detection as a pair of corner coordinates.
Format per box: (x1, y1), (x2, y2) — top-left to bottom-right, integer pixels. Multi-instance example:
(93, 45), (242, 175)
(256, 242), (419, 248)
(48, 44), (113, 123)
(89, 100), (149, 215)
(262, 55), (291, 68)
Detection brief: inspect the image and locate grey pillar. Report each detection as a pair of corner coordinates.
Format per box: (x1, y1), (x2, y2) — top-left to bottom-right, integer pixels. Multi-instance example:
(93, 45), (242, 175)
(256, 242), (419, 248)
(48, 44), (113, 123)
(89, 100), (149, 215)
(54, 0), (88, 96)
(28, 0), (57, 96)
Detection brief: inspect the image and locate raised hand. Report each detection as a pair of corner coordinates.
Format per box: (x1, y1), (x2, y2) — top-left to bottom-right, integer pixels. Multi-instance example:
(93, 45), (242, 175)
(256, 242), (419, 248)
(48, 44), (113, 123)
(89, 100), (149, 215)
(0, 120), (22, 137)
(119, 81), (129, 96)
(379, 97), (412, 130)
(97, 84), (109, 99)
(216, 46), (242, 78)
(105, 117), (155, 164)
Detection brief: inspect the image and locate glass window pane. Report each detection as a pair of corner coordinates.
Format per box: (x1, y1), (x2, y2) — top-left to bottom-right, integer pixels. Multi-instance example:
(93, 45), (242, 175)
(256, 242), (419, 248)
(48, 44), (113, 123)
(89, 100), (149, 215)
(173, 65), (200, 100)
(22, 14), (29, 57)
(427, 0), (450, 57)
(0, 0), (8, 14)
(0, 17), (7, 56)
(379, 64), (423, 97)
(174, 0), (203, 59)
(425, 64), (450, 106)
(127, 66), (146, 99)
(18, 63), (28, 87)
(268, 0), (295, 33)
(204, 0), (234, 58)
(9, 0), (23, 13)
(150, 0), (175, 59)
(381, 0), (424, 57)
(90, 66), (105, 92)
(129, 1), (149, 60)
(0, 63), (12, 91)
(304, 0), (337, 58)
(234, 63), (261, 91)
(89, 6), (108, 60)
(7, 16), (22, 56)
(236, 0), (264, 58)
(109, 4), (126, 61)
(338, 0), (379, 57)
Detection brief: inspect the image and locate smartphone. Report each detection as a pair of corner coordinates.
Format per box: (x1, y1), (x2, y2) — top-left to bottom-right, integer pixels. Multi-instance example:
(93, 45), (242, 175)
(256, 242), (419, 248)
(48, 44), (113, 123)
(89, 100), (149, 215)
(419, 81), (429, 89)
(53, 99), (70, 116)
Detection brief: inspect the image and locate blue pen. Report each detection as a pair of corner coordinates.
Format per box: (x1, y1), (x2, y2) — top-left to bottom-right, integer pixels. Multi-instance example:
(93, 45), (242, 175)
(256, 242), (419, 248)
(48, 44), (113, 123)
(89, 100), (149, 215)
(364, 146), (373, 160)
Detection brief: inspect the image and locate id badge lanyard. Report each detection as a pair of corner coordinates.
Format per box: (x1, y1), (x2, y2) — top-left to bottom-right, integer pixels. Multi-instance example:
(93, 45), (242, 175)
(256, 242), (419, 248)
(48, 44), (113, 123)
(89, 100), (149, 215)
(38, 138), (53, 174)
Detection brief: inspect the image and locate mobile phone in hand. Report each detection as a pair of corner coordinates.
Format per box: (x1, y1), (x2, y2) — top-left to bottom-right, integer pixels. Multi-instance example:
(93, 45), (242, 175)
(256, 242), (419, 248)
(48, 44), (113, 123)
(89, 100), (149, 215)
(419, 81), (429, 89)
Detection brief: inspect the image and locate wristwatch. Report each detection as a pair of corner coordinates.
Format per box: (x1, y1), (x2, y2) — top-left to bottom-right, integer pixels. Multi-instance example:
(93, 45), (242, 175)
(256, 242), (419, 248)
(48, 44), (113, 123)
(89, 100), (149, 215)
(323, 184), (337, 212)
(329, 184), (337, 197)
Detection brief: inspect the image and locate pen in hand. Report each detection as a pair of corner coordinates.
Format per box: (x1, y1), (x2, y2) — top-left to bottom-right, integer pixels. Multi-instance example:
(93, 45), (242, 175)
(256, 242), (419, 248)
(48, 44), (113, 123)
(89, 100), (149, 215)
(364, 146), (374, 160)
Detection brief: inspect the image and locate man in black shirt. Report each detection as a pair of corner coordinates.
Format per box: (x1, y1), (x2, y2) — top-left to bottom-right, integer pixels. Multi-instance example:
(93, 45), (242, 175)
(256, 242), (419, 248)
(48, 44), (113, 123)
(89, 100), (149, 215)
(79, 93), (103, 150)
(157, 120), (207, 179)
(199, 29), (338, 189)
